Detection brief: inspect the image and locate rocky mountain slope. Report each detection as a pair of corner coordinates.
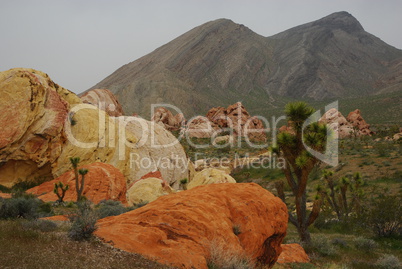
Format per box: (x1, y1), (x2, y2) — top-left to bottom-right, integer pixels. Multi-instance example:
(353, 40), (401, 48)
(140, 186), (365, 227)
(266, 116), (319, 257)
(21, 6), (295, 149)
(89, 12), (402, 120)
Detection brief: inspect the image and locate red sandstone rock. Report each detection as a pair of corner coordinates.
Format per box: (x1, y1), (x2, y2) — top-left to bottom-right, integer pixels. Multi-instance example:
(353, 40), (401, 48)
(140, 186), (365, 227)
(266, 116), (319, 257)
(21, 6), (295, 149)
(27, 162), (127, 204)
(95, 183), (288, 269)
(0, 192), (12, 199)
(206, 102), (267, 141)
(80, 89), (124, 116)
(277, 244), (310, 264)
(319, 108), (354, 138)
(41, 215), (69, 221)
(347, 109), (373, 136)
(151, 107), (185, 131)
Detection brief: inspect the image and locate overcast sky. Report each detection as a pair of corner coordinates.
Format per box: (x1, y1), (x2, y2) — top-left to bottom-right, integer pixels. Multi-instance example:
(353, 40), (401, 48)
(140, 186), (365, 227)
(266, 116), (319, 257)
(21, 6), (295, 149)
(1, 0), (401, 94)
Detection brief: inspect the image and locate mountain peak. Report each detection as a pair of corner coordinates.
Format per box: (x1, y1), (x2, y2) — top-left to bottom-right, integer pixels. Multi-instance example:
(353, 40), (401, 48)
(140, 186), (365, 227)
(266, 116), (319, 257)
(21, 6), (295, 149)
(313, 11), (364, 33)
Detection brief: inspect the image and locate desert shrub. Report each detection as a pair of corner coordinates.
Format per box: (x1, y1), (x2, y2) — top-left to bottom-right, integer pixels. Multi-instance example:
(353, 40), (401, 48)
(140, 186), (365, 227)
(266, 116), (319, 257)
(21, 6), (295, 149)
(207, 239), (253, 269)
(331, 238), (347, 248)
(68, 200), (97, 241)
(11, 177), (49, 192)
(375, 254), (401, 269)
(364, 194), (402, 238)
(352, 237), (377, 251)
(96, 200), (128, 219)
(304, 236), (337, 257)
(21, 219), (58, 232)
(0, 195), (47, 220)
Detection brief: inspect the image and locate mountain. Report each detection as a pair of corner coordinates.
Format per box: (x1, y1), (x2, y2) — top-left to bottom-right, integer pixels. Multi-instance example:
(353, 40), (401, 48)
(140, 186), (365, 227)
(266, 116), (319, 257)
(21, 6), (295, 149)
(88, 12), (402, 122)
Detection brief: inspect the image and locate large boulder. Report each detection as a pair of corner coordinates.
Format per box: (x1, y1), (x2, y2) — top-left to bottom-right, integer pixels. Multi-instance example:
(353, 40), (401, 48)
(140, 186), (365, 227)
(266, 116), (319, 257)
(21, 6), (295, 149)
(0, 68), (80, 187)
(80, 88), (124, 117)
(122, 116), (190, 188)
(151, 107), (185, 131)
(319, 108), (354, 138)
(347, 109), (373, 136)
(185, 116), (217, 138)
(187, 168), (236, 190)
(27, 162), (127, 204)
(0, 68), (191, 190)
(277, 244), (310, 264)
(95, 183), (288, 269)
(126, 177), (175, 206)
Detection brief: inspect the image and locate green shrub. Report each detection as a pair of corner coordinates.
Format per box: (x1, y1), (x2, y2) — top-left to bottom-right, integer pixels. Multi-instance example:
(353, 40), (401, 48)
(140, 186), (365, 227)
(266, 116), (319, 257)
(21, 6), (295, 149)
(352, 237), (377, 251)
(21, 219), (58, 232)
(331, 238), (347, 248)
(68, 201), (97, 241)
(96, 200), (128, 219)
(304, 236), (337, 257)
(365, 195), (402, 238)
(375, 254), (401, 269)
(0, 196), (47, 220)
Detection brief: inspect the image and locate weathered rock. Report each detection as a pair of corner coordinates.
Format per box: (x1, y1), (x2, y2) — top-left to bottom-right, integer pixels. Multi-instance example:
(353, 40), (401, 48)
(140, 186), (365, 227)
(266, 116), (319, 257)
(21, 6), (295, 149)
(151, 107), (185, 131)
(41, 215), (69, 221)
(206, 102), (267, 141)
(277, 244), (310, 264)
(0, 68), (80, 187)
(122, 116), (190, 189)
(27, 162), (127, 204)
(52, 104), (134, 180)
(187, 168), (236, 190)
(185, 116), (217, 138)
(393, 133), (402, 141)
(347, 109), (373, 136)
(126, 177), (175, 206)
(95, 183), (288, 269)
(0, 192), (12, 199)
(319, 108), (354, 138)
(80, 88), (124, 116)
(0, 68), (191, 191)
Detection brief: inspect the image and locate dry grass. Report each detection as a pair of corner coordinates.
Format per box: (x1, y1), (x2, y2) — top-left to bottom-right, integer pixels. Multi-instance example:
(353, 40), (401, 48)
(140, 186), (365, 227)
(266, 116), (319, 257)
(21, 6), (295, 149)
(0, 219), (172, 269)
(207, 238), (254, 269)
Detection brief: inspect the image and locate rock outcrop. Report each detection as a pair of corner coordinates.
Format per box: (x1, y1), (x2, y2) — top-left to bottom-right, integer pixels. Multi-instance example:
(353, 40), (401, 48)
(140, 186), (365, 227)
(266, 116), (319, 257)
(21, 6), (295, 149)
(27, 162), (127, 204)
(126, 177), (175, 206)
(0, 68), (80, 187)
(187, 168), (236, 190)
(319, 108), (354, 138)
(0, 68), (190, 190)
(122, 117), (190, 188)
(151, 107), (185, 131)
(185, 116), (217, 138)
(80, 88), (124, 117)
(206, 102), (267, 142)
(346, 109), (373, 136)
(277, 244), (310, 264)
(95, 183), (288, 269)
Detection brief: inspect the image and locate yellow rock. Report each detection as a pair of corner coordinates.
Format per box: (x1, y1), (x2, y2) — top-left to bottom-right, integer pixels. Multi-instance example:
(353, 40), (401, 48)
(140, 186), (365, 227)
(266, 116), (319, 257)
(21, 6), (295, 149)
(187, 168), (236, 190)
(0, 68), (77, 187)
(127, 177), (175, 206)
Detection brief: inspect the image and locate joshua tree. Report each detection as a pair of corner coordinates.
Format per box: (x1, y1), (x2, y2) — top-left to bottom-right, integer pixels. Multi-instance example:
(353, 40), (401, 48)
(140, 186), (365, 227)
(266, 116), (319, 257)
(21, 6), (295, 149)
(70, 157), (89, 202)
(53, 181), (69, 203)
(272, 102), (330, 245)
(317, 171), (363, 221)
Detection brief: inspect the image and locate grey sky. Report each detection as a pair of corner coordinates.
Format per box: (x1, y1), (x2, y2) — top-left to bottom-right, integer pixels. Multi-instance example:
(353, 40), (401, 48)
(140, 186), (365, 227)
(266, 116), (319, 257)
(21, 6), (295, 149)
(1, 0), (401, 94)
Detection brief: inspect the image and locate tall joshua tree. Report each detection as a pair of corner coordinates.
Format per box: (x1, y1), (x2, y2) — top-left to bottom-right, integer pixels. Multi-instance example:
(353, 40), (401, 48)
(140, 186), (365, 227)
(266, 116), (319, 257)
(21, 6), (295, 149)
(272, 102), (330, 245)
(70, 157), (89, 202)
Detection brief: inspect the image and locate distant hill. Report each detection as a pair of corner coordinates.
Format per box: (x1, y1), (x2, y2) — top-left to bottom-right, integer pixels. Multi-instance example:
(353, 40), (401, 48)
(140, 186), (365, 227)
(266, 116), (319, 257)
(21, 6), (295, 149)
(88, 12), (402, 123)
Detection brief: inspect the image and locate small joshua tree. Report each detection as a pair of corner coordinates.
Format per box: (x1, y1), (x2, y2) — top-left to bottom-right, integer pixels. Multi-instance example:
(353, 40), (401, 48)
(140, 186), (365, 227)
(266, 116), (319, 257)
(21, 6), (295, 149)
(70, 157), (88, 202)
(53, 181), (69, 203)
(316, 171), (363, 221)
(180, 178), (188, 190)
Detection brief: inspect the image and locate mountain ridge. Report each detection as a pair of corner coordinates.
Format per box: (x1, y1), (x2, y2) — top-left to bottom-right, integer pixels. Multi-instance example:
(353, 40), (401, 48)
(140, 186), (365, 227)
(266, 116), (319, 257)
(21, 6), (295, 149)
(88, 12), (402, 120)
